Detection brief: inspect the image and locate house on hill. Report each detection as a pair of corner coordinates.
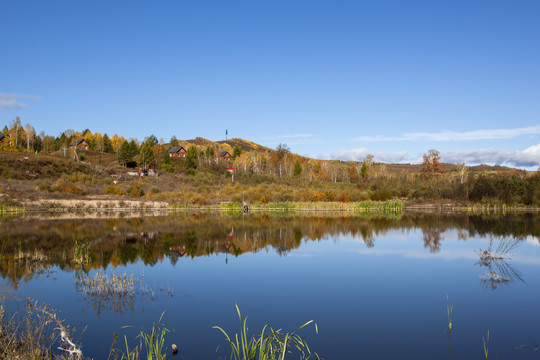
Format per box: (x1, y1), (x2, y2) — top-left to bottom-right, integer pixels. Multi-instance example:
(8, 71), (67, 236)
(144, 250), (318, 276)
(218, 151), (232, 161)
(0, 133), (10, 146)
(168, 146), (187, 158)
(69, 139), (90, 151)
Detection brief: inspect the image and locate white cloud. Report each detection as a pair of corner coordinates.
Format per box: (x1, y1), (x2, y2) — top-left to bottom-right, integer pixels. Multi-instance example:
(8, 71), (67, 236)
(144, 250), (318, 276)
(332, 147), (409, 163)
(332, 144), (540, 168)
(0, 92), (42, 109)
(353, 125), (540, 142)
(441, 144), (540, 167)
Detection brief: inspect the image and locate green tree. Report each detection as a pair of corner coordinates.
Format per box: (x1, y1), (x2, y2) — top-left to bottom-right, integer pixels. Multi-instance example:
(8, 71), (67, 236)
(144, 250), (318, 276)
(103, 134), (114, 153)
(128, 139), (139, 157)
(360, 162), (368, 178)
(185, 146), (198, 170)
(294, 159), (303, 176)
(118, 140), (132, 166)
(139, 138), (156, 168)
(232, 145), (242, 159)
(170, 136), (179, 147)
(163, 148), (171, 165)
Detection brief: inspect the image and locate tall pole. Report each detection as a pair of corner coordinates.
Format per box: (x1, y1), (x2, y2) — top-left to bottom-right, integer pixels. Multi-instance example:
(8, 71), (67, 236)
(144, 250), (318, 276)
(226, 129), (228, 141)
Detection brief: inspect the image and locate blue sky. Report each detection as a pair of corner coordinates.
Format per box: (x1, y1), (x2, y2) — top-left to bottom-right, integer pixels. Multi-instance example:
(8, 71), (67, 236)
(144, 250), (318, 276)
(1, 0), (539, 169)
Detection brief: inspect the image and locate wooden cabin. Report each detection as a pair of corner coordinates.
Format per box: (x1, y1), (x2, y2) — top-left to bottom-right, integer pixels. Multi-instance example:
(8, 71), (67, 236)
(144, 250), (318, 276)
(218, 151), (232, 161)
(69, 139), (90, 151)
(168, 146), (187, 158)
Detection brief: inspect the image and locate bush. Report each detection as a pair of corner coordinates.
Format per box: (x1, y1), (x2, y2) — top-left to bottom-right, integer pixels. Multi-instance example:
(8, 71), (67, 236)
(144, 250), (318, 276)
(190, 194), (206, 205)
(161, 164), (175, 173)
(126, 185), (145, 197)
(105, 185), (123, 195)
(51, 179), (86, 195)
(37, 180), (52, 193)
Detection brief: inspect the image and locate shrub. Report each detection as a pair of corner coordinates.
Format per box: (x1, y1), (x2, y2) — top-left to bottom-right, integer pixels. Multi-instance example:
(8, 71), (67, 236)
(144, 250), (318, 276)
(190, 194), (206, 205)
(126, 185), (145, 197)
(105, 185), (123, 196)
(51, 179), (86, 195)
(37, 180), (52, 193)
(161, 164), (175, 173)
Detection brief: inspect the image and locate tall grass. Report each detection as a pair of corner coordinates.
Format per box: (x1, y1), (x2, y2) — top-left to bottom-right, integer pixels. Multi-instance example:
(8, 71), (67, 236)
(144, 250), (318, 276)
(118, 312), (169, 360)
(213, 305), (319, 360)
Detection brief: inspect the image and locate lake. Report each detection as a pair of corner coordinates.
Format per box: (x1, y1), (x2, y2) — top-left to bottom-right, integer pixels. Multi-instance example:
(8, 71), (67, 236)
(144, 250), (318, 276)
(1, 211), (540, 359)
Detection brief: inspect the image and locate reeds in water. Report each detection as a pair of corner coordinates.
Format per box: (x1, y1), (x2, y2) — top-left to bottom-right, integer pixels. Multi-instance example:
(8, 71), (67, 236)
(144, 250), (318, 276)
(75, 271), (154, 316)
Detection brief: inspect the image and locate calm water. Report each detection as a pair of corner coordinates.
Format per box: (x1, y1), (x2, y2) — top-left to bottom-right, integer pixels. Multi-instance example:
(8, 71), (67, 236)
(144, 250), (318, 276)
(1, 211), (540, 359)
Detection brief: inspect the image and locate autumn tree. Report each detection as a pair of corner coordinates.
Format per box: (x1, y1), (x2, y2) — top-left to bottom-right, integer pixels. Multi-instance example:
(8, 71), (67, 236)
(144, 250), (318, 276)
(24, 123), (35, 151)
(10, 117), (22, 148)
(422, 149), (444, 178)
(456, 162), (468, 184)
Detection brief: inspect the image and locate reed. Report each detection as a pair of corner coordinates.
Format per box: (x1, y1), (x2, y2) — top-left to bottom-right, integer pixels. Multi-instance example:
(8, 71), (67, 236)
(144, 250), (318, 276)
(213, 304), (319, 360)
(119, 312), (169, 360)
(446, 295), (453, 334)
(482, 330), (490, 360)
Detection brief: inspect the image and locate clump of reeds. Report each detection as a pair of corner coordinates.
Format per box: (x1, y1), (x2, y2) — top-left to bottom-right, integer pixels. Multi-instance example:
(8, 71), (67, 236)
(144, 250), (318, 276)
(75, 271), (160, 316)
(113, 312), (170, 360)
(213, 305), (320, 360)
(76, 271), (136, 299)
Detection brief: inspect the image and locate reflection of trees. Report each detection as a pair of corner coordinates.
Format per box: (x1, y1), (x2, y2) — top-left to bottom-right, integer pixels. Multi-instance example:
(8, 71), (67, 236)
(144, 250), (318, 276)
(0, 212), (539, 285)
(423, 228), (444, 253)
(475, 238), (524, 290)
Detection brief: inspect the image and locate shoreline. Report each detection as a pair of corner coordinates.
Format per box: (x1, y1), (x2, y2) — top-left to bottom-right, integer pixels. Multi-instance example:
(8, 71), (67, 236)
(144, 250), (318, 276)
(2, 198), (540, 216)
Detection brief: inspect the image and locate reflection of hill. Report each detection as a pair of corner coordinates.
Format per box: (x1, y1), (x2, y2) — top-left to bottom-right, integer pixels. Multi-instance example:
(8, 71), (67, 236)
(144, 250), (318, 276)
(1, 212), (539, 286)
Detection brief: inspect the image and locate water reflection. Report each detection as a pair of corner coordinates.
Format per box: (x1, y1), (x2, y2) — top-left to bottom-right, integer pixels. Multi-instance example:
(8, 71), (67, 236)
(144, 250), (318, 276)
(475, 238), (524, 290)
(1, 212), (539, 289)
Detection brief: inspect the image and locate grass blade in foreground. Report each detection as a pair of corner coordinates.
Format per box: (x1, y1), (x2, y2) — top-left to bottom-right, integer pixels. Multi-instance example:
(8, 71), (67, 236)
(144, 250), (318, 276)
(213, 306), (320, 360)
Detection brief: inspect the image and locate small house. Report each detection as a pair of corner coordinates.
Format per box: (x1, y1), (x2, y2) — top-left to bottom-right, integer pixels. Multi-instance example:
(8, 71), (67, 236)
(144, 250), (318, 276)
(69, 139), (90, 151)
(168, 146), (187, 158)
(218, 151), (232, 161)
(0, 133), (10, 146)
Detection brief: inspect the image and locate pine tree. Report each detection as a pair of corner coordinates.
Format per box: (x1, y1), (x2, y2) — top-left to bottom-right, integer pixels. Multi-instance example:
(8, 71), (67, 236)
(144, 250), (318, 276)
(185, 146), (198, 170)
(232, 145), (242, 159)
(294, 159), (303, 176)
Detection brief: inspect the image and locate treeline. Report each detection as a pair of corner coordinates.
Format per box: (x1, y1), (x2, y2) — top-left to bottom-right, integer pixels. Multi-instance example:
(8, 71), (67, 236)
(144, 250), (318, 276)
(1, 118), (540, 206)
(1, 117), (123, 154)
